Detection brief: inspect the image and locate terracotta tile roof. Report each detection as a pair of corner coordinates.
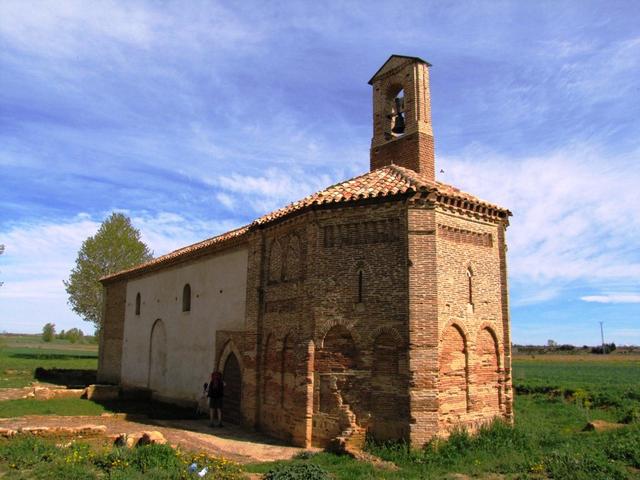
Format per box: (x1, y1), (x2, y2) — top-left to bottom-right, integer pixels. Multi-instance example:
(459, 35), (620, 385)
(255, 165), (418, 224)
(101, 165), (509, 282)
(100, 225), (250, 282)
(255, 164), (509, 224)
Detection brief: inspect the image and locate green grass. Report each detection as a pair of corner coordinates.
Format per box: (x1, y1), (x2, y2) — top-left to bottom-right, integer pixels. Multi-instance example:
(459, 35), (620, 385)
(513, 354), (640, 392)
(0, 334), (97, 388)
(1, 340), (639, 478)
(247, 355), (640, 479)
(513, 354), (640, 424)
(0, 436), (244, 479)
(0, 398), (107, 417)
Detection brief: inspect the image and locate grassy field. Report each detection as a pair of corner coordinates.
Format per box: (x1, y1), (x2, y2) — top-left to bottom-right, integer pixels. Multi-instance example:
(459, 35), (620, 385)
(0, 334), (98, 389)
(1, 337), (639, 479)
(247, 353), (640, 479)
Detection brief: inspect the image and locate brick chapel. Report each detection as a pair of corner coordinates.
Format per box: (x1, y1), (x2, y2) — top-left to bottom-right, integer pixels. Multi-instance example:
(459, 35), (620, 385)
(98, 55), (513, 448)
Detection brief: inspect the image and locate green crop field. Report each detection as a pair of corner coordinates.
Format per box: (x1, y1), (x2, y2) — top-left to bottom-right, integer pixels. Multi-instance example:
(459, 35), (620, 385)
(248, 354), (640, 479)
(0, 334), (98, 389)
(1, 338), (639, 479)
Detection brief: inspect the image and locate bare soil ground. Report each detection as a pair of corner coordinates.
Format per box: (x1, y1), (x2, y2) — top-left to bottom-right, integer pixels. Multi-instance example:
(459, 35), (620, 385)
(0, 412), (307, 463)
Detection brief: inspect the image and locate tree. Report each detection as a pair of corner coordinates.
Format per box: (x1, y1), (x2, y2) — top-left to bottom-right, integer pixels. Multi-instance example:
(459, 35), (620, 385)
(64, 213), (153, 334)
(42, 323), (56, 342)
(65, 328), (84, 344)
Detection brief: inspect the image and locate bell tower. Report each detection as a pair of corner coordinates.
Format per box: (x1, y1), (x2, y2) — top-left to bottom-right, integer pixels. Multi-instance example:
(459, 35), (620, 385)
(369, 55), (434, 179)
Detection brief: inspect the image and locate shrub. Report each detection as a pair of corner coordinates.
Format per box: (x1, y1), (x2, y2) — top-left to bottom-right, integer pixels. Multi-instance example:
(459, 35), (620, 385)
(128, 444), (183, 473)
(32, 461), (99, 480)
(620, 406), (640, 424)
(543, 451), (628, 480)
(263, 463), (331, 480)
(604, 426), (640, 468)
(41, 323), (55, 342)
(293, 450), (317, 460)
(0, 435), (58, 468)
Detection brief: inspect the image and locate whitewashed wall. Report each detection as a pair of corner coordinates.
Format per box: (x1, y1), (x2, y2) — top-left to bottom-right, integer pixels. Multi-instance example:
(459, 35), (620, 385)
(119, 246), (248, 402)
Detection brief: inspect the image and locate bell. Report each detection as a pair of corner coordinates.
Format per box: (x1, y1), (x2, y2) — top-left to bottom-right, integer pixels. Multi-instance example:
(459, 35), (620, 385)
(391, 96), (405, 135)
(391, 112), (405, 135)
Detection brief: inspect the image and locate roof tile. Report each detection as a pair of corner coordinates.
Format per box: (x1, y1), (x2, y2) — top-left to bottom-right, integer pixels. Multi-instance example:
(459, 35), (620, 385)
(102, 165), (509, 282)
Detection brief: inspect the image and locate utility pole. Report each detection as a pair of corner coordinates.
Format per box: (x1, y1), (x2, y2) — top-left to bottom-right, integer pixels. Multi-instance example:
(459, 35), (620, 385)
(599, 321), (606, 354)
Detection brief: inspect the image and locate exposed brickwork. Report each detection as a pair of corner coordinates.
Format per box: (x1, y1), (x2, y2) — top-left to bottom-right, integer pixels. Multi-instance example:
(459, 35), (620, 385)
(98, 54), (513, 449)
(433, 209), (510, 438)
(97, 280), (126, 384)
(369, 56), (434, 178)
(370, 131), (435, 177)
(437, 223), (493, 247)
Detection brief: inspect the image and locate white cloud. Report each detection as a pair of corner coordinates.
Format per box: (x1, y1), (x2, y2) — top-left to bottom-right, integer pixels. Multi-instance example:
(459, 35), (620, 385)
(511, 287), (561, 307)
(0, 1), (267, 63)
(0, 0), (157, 58)
(441, 142), (640, 301)
(581, 294), (640, 304)
(216, 193), (235, 210)
(215, 168), (336, 213)
(559, 37), (640, 102)
(0, 211), (242, 332)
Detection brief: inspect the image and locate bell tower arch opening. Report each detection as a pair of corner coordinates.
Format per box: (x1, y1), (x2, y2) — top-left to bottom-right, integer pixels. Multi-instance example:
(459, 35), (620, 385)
(385, 86), (406, 139)
(369, 54), (435, 178)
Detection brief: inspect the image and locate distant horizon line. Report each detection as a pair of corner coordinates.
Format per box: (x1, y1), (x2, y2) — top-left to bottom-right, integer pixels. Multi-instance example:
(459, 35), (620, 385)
(1, 332), (638, 349)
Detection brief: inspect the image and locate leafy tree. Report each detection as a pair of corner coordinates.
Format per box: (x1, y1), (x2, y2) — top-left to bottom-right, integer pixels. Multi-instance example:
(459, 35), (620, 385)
(64, 213), (152, 334)
(42, 323), (55, 342)
(65, 328), (84, 344)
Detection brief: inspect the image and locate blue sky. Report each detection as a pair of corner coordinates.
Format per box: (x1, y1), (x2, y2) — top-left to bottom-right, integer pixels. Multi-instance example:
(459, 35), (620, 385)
(1, 0), (638, 345)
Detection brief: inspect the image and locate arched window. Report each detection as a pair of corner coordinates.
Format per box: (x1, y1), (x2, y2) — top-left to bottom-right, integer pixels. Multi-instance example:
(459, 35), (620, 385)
(385, 86), (406, 138)
(466, 268), (473, 305)
(182, 284), (191, 312)
(135, 293), (141, 316)
(357, 270), (364, 303)
(269, 240), (283, 283)
(284, 236), (301, 281)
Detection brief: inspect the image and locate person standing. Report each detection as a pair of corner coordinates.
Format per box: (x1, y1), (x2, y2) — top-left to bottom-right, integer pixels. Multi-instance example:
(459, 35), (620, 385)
(207, 370), (224, 427)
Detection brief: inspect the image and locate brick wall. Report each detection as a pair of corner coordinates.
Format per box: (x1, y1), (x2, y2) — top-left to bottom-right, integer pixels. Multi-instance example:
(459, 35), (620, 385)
(369, 57), (434, 178)
(253, 201), (410, 447)
(370, 131), (435, 176)
(406, 205), (440, 444)
(242, 197), (511, 448)
(97, 280), (127, 384)
(434, 209), (511, 435)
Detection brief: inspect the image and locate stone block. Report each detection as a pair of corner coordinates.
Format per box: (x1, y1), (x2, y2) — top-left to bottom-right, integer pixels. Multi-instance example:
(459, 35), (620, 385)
(84, 384), (120, 401)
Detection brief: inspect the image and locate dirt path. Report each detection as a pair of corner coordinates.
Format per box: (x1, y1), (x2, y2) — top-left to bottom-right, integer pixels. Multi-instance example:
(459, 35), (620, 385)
(0, 414), (308, 464)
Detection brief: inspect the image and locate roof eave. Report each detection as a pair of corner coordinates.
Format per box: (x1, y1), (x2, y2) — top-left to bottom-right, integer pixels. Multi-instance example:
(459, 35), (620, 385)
(368, 54), (432, 85)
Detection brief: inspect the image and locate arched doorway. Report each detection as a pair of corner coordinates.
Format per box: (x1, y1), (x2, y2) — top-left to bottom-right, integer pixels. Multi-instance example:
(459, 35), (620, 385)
(222, 352), (242, 424)
(148, 319), (167, 393)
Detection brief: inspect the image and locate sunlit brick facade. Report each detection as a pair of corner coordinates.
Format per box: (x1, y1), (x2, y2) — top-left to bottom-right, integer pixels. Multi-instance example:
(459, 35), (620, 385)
(99, 55), (513, 448)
